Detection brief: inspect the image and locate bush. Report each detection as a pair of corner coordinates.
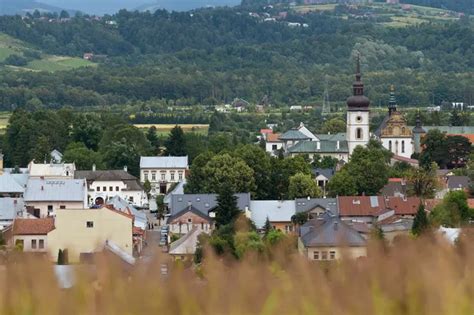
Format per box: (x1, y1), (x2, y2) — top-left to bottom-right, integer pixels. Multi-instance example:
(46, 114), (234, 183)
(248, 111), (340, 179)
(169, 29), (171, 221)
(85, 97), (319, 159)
(4, 54), (28, 66)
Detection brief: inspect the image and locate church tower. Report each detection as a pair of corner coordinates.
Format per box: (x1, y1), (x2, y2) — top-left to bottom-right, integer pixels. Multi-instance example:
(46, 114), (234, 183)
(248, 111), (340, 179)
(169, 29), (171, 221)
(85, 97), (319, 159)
(346, 55), (370, 155)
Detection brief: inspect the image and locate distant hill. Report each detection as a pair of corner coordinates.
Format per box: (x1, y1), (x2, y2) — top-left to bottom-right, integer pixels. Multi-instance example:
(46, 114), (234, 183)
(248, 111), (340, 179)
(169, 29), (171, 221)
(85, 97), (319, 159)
(135, 0), (240, 12)
(401, 0), (474, 14)
(0, 0), (68, 15)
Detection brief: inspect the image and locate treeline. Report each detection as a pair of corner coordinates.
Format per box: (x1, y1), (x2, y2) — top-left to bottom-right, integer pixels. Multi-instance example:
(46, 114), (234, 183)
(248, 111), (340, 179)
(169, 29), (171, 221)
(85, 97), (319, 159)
(0, 8), (472, 108)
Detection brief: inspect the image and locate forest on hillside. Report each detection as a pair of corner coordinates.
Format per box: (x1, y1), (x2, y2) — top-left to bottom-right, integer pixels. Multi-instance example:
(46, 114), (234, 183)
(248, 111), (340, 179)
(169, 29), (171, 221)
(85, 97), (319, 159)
(0, 6), (472, 109)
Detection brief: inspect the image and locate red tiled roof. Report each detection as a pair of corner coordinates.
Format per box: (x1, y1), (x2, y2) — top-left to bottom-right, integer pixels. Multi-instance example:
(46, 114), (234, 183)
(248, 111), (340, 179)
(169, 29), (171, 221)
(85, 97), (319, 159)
(260, 129), (273, 134)
(389, 178), (403, 183)
(386, 197), (421, 215)
(338, 196), (385, 216)
(449, 134), (474, 144)
(266, 133), (282, 142)
(13, 218), (55, 235)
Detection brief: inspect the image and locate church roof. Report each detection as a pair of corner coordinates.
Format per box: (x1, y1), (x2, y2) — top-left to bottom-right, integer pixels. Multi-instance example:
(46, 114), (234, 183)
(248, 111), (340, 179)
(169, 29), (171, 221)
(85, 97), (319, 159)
(287, 140), (349, 154)
(279, 129), (310, 141)
(346, 55), (370, 110)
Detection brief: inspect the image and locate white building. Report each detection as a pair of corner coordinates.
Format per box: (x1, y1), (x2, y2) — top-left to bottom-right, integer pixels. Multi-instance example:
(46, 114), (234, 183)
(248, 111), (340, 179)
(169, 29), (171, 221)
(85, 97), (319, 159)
(140, 156), (188, 195)
(75, 167), (148, 208)
(28, 161), (75, 179)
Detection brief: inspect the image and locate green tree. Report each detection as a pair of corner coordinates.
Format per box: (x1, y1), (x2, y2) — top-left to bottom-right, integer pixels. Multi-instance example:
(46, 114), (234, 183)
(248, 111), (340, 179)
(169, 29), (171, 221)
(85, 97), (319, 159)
(63, 142), (103, 170)
(165, 126), (186, 156)
(31, 135), (52, 163)
(143, 179), (152, 197)
(263, 217), (273, 236)
(146, 126), (160, 155)
(327, 170), (358, 197)
(291, 212), (309, 226)
(407, 163), (439, 199)
(321, 117), (346, 134)
(184, 151), (215, 193)
(234, 145), (272, 199)
(412, 204), (429, 236)
(430, 191), (471, 227)
(420, 129), (448, 169)
(446, 135), (471, 168)
(288, 172), (322, 199)
(234, 231), (264, 259)
(266, 229), (286, 246)
(312, 155), (338, 169)
(215, 184), (240, 228)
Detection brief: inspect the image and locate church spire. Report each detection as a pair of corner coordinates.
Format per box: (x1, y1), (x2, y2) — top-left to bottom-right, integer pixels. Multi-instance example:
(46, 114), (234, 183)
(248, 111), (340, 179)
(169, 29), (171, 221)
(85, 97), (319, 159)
(388, 85), (397, 116)
(347, 53), (370, 109)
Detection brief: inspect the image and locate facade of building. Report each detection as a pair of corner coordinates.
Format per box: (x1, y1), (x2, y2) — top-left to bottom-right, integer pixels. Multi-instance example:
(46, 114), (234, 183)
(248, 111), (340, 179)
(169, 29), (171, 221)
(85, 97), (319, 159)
(250, 200), (296, 234)
(28, 161), (76, 178)
(10, 218), (55, 252)
(140, 156), (188, 194)
(47, 207), (134, 263)
(24, 178), (88, 218)
(75, 168), (147, 207)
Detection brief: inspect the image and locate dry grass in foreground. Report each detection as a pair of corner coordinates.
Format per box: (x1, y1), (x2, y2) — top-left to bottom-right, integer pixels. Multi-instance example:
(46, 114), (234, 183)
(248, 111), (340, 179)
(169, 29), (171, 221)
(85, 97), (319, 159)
(0, 235), (473, 315)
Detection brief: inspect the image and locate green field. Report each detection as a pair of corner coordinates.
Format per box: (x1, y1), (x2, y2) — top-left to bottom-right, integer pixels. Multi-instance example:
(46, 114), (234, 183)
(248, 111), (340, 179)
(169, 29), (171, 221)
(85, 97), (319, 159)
(0, 32), (95, 72)
(0, 112), (11, 135)
(134, 124), (209, 136)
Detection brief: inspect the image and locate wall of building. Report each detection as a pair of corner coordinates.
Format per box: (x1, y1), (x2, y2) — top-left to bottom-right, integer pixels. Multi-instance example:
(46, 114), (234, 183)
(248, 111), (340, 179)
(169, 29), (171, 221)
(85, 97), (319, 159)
(141, 168), (186, 194)
(271, 222), (294, 234)
(26, 201), (86, 218)
(265, 142), (283, 155)
(169, 211), (212, 235)
(47, 208), (133, 263)
(291, 152), (349, 162)
(347, 110), (370, 154)
(88, 180), (147, 207)
(13, 235), (48, 252)
(306, 246), (367, 260)
(381, 137), (414, 159)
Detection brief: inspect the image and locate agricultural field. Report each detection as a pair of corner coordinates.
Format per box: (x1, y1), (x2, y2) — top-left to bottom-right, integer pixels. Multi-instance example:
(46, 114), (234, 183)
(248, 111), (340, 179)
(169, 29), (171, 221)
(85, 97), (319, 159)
(134, 124), (210, 136)
(294, 2), (461, 27)
(0, 112), (11, 134)
(0, 32), (95, 72)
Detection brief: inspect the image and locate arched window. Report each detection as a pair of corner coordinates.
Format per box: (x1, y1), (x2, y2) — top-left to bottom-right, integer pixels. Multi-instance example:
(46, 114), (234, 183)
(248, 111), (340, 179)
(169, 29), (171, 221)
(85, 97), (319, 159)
(356, 128), (363, 140)
(389, 140), (392, 151)
(402, 127), (406, 134)
(401, 140), (405, 153)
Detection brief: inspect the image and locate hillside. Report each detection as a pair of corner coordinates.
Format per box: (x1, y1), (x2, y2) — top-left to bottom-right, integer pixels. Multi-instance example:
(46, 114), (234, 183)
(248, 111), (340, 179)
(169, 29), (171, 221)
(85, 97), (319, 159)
(0, 0), (67, 15)
(135, 0), (240, 12)
(0, 33), (94, 72)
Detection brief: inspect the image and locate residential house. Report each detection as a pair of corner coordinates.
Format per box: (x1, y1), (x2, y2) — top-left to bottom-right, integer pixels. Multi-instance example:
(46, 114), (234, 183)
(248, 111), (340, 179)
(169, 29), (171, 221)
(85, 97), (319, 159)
(28, 161), (76, 178)
(250, 200), (296, 234)
(0, 173), (27, 198)
(295, 198), (338, 218)
(24, 178), (88, 218)
(140, 156), (188, 194)
(169, 226), (210, 261)
(75, 167), (148, 207)
(264, 133), (283, 156)
(312, 168), (335, 196)
(107, 196), (148, 230)
(447, 176), (470, 192)
(298, 214), (367, 261)
(0, 198), (25, 230)
(167, 193), (251, 234)
(380, 178), (407, 198)
(47, 207), (134, 263)
(50, 150), (63, 163)
(9, 218), (55, 252)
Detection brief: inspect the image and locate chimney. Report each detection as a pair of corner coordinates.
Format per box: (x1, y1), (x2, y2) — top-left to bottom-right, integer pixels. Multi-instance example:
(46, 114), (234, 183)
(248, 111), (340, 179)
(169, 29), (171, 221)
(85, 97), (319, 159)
(336, 141), (340, 150)
(92, 164), (96, 172)
(124, 165), (128, 172)
(41, 186), (44, 191)
(316, 141), (321, 150)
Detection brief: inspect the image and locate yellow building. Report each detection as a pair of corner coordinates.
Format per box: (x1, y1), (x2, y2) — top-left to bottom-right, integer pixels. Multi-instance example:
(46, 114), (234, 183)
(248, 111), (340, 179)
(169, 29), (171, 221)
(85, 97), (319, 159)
(47, 207), (134, 263)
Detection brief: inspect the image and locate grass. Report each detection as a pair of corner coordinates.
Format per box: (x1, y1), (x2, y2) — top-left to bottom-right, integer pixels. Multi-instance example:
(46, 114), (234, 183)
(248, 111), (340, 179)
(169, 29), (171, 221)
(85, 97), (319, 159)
(0, 112), (11, 135)
(134, 124), (209, 136)
(1, 234), (474, 314)
(295, 3), (337, 13)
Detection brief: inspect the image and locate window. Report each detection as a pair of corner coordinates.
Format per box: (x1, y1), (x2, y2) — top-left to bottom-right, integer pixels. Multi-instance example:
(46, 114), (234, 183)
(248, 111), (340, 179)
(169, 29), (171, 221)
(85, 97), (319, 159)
(272, 144), (277, 150)
(97, 186), (100, 192)
(389, 140), (392, 151)
(321, 251), (328, 260)
(151, 172), (156, 181)
(161, 172), (165, 181)
(103, 186), (106, 192)
(31, 239), (37, 249)
(129, 196), (134, 203)
(356, 128), (363, 140)
(330, 251), (336, 260)
(313, 251), (319, 260)
(39, 239), (44, 249)
(187, 218), (192, 223)
(60, 205), (66, 209)
(109, 186), (113, 192)
(285, 225), (293, 233)
(144, 171), (149, 180)
(171, 172), (175, 181)
(116, 186), (119, 191)
(401, 140), (405, 153)
(86, 221), (94, 228)
(178, 172), (183, 180)
(47, 205), (53, 212)
(356, 116), (362, 122)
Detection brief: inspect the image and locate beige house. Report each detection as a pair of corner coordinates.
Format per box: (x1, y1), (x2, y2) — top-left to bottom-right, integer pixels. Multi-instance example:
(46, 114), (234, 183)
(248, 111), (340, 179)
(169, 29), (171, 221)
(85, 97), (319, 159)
(9, 218), (55, 252)
(298, 214), (367, 261)
(47, 207), (134, 263)
(28, 161), (76, 178)
(140, 156), (188, 194)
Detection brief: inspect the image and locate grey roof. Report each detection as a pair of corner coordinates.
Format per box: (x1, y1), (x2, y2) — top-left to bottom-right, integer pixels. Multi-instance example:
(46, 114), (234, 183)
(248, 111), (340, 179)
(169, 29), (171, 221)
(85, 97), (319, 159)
(312, 168), (335, 180)
(51, 149), (63, 163)
(287, 140), (349, 154)
(163, 180), (186, 204)
(374, 115), (390, 138)
(279, 129), (310, 141)
(0, 198), (24, 221)
(295, 198), (338, 215)
(0, 173), (26, 193)
(140, 156), (188, 169)
(169, 193), (251, 217)
(75, 170), (143, 191)
(168, 205), (212, 223)
(169, 226), (207, 256)
(419, 126), (474, 134)
(107, 196), (147, 229)
(381, 182), (407, 197)
(315, 133), (346, 141)
(300, 215), (366, 247)
(380, 218), (413, 233)
(24, 178), (86, 202)
(250, 200), (296, 229)
(447, 176), (470, 190)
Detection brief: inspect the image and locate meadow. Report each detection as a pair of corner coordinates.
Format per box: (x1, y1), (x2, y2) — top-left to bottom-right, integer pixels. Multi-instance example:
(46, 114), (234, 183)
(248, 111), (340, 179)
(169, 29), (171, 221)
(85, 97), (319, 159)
(134, 124), (210, 136)
(1, 234), (473, 315)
